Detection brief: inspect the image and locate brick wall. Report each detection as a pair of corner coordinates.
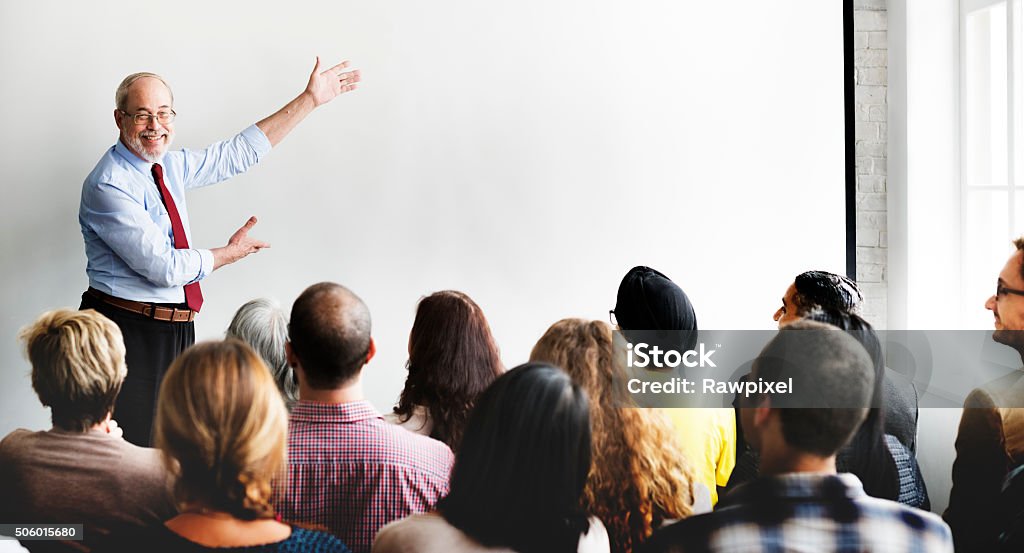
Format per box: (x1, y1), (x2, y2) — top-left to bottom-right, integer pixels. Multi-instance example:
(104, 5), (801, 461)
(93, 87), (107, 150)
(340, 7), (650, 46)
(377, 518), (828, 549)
(854, 0), (888, 328)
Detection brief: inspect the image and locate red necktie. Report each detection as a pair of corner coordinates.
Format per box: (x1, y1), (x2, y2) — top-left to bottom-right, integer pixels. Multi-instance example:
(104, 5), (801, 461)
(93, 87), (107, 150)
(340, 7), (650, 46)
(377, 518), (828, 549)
(152, 163), (204, 312)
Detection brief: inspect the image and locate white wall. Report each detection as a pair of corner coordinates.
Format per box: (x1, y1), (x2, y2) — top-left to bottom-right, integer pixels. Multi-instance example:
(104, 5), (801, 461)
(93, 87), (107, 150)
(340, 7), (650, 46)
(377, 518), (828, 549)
(0, 2), (847, 436)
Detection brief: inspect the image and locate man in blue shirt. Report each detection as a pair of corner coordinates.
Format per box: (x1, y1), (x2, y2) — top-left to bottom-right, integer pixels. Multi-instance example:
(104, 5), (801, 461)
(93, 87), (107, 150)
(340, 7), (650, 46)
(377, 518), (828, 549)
(79, 58), (360, 446)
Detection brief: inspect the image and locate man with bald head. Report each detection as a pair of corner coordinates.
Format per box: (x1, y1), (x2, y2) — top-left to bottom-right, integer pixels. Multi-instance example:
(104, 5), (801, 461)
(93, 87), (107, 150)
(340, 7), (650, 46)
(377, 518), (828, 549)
(278, 282), (454, 553)
(79, 60), (360, 445)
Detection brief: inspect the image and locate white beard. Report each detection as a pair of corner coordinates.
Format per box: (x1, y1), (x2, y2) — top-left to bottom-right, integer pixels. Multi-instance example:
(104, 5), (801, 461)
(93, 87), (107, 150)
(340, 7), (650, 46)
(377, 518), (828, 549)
(124, 131), (174, 162)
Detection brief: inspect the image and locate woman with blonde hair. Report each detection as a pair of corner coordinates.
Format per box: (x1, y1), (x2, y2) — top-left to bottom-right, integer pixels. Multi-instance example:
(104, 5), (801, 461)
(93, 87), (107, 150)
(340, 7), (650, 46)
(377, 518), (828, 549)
(530, 319), (707, 553)
(116, 339), (349, 552)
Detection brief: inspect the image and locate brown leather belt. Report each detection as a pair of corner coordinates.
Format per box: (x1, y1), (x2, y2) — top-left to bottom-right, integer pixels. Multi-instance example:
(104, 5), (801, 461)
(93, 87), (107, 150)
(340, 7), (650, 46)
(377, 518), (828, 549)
(86, 288), (196, 323)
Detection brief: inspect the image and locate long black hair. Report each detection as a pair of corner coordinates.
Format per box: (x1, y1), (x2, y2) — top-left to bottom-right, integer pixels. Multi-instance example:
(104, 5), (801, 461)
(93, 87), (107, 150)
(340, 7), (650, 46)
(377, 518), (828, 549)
(804, 308), (900, 501)
(438, 363), (593, 553)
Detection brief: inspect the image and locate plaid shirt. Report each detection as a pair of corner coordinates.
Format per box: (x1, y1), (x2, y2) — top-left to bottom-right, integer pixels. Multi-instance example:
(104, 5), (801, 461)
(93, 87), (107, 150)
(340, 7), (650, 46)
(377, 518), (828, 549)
(641, 473), (953, 553)
(276, 400), (454, 553)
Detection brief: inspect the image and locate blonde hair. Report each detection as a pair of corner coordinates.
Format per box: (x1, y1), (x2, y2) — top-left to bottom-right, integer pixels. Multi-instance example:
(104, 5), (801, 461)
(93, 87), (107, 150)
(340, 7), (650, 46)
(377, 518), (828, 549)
(530, 318), (696, 553)
(115, 72), (173, 111)
(19, 309), (127, 431)
(155, 339), (287, 520)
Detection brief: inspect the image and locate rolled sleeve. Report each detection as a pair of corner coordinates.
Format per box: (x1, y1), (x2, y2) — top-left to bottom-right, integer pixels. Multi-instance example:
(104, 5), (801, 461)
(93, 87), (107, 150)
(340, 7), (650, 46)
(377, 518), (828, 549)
(83, 181), (204, 288)
(191, 249), (215, 283)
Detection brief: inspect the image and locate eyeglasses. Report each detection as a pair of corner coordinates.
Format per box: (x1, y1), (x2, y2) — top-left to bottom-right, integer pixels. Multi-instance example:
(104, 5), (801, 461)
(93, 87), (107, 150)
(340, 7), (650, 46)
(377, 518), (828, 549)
(997, 283), (1024, 298)
(609, 310), (617, 326)
(120, 110), (176, 125)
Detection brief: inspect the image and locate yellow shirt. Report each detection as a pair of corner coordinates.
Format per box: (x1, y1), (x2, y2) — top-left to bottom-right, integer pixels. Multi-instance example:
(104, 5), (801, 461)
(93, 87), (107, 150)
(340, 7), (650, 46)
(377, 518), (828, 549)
(662, 408), (736, 505)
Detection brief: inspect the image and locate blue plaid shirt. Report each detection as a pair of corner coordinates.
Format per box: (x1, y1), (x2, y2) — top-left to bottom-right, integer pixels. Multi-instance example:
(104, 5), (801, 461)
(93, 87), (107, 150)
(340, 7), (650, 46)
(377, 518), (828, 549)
(641, 473), (952, 553)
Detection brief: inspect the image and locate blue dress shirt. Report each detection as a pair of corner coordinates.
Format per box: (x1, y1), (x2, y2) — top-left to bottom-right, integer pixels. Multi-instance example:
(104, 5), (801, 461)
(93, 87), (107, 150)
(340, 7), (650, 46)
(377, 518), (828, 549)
(79, 124), (272, 304)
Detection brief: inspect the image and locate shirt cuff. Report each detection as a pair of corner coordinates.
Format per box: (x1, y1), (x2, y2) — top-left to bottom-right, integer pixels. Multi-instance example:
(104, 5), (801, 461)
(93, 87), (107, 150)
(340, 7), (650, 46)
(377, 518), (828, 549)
(242, 124), (273, 157)
(192, 249), (215, 283)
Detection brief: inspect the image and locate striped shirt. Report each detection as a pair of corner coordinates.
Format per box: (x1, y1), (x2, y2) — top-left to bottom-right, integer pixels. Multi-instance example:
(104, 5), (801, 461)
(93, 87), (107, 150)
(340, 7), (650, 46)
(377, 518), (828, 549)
(277, 400), (454, 553)
(641, 473), (952, 553)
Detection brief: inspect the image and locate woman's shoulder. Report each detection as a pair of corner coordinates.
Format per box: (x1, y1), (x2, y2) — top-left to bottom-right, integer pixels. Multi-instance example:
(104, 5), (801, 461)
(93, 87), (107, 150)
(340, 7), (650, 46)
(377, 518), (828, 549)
(374, 513), (463, 551)
(578, 517), (611, 553)
(284, 526), (351, 552)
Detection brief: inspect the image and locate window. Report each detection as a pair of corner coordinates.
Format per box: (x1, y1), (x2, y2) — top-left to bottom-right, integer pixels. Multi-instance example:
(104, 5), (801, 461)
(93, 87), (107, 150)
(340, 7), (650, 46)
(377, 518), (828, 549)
(962, 0), (1024, 327)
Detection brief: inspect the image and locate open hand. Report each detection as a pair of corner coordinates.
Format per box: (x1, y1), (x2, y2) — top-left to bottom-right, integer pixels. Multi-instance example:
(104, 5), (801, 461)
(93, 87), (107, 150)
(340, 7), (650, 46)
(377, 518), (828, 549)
(305, 57), (361, 107)
(213, 216), (270, 269)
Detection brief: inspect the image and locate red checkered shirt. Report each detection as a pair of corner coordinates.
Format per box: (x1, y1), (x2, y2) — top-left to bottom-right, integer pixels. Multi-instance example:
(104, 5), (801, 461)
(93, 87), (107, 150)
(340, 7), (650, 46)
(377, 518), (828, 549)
(276, 400), (454, 553)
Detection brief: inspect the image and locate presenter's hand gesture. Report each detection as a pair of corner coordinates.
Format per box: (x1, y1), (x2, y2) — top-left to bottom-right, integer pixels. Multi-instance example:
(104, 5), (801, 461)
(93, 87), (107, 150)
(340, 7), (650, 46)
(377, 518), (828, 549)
(306, 57), (361, 107)
(212, 216), (270, 270)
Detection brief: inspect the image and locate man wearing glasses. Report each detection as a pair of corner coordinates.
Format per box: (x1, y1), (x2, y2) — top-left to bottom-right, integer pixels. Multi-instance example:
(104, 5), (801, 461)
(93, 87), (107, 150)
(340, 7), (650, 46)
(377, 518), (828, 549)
(78, 59), (360, 446)
(945, 237), (1024, 552)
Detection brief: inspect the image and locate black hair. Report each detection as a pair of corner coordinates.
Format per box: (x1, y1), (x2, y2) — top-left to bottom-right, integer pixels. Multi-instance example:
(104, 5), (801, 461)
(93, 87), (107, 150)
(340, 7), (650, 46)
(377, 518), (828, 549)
(793, 270), (863, 315)
(752, 320), (875, 457)
(439, 363), (592, 553)
(288, 282), (372, 389)
(803, 308), (900, 501)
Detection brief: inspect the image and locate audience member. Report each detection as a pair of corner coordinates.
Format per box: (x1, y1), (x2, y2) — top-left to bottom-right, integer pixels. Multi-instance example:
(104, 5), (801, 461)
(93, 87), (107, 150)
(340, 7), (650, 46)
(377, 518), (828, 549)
(112, 339), (348, 551)
(772, 270), (919, 450)
(807, 308), (928, 508)
(611, 265), (736, 504)
(945, 237), (1024, 552)
(641, 321), (953, 553)
(0, 309), (174, 552)
(388, 290), (504, 450)
(374, 363), (610, 553)
(226, 298), (297, 409)
(531, 319), (708, 553)
(277, 282), (454, 553)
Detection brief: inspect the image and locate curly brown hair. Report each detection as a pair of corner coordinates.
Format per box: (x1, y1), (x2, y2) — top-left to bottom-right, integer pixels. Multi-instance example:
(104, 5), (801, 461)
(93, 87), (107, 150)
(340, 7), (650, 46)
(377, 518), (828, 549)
(530, 318), (697, 553)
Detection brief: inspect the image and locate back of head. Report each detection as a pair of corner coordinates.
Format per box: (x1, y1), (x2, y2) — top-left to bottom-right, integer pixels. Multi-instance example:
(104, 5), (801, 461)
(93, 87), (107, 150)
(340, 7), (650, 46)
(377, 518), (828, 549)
(20, 309), (126, 431)
(397, 290), (503, 449)
(288, 282), (372, 389)
(530, 318), (621, 404)
(155, 339), (287, 520)
(753, 320), (875, 457)
(227, 298), (295, 404)
(801, 307), (898, 499)
(440, 363), (591, 553)
(793, 270), (863, 316)
(530, 319), (697, 551)
(614, 266), (698, 331)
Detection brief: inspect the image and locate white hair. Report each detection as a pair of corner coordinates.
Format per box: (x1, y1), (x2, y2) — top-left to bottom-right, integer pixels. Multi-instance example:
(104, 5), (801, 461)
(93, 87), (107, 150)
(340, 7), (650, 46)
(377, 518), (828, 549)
(226, 298), (297, 406)
(115, 72), (174, 111)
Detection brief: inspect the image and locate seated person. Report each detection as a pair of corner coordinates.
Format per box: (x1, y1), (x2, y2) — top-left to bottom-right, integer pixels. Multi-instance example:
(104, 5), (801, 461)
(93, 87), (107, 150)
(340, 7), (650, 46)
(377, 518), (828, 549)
(226, 298), (297, 409)
(773, 270), (918, 450)
(388, 290), (504, 451)
(0, 309), (174, 552)
(642, 321), (952, 553)
(374, 363), (609, 553)
(611, 265), (736, 504)
(945, 238), (1024, 552)
(277, 283), (454, 553)
(531, 318), (709, 553)
(114, 339), (349, 552)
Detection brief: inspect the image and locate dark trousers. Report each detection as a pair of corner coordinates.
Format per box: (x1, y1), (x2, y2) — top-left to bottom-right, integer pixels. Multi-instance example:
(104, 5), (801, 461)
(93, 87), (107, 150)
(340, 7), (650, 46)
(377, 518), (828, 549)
(80, 292), (195, 446)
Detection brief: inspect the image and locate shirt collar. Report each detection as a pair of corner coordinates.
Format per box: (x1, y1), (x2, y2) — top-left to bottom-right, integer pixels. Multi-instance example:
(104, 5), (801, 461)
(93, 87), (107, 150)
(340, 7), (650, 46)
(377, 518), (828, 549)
(290, 399), (383, 424)
(720, 472), (865, 507)
(113, 139), (162, 174)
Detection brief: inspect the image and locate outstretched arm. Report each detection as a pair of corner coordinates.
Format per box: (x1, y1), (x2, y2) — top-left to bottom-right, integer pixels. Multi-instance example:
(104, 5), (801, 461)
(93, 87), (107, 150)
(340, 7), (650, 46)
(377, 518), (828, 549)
(256, 57), (361, 147)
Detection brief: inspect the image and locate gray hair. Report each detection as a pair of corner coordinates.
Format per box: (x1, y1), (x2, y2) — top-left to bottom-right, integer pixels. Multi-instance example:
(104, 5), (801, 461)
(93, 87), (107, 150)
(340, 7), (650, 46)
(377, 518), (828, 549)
(115, 72), (174, 111)
(226, 298), (297, 407)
